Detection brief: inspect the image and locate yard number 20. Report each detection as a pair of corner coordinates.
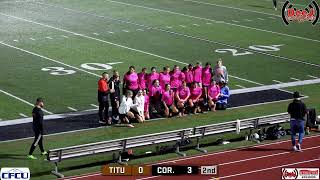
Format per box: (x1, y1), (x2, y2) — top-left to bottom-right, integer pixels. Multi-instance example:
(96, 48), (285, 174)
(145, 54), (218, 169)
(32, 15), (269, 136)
(214, 44), (283, 56)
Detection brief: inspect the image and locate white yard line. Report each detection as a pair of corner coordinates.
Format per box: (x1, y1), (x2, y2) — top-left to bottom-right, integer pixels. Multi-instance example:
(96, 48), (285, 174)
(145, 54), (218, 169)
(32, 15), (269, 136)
(61, 35), (69, 38)
(183, 0), (280, 17)
(103, 0), (320, 43)
(31, 1), (320, 68)
(244, 19), (253, 22)
(122, 29), (129, 32)
(235, 84), (246, 89)
(108, 31), (114, 34)
(90, 104), (99, 108)
(272, 80), (283, 84)
(231, 20), (239, 23)
(0, 89), (53, 114)
(0, 42), (100, 78)
(268, 17), (276, 19)
(179, 25), (186, 28)
(229, 75), (264, 86)
(290, 77), (300, 81)
(29, 38), (36, 41)
(45, 36), (53, 39)
(19, 113), (28, 118)
(92, 33), (99, 35)
(165, 26), (173, 28)
(192, 23), (200, 26)
(13, 39), (19, 42)
(136, 29), (144, 31)
(308, 75), (318, 79)
(67, 107), (78, 111)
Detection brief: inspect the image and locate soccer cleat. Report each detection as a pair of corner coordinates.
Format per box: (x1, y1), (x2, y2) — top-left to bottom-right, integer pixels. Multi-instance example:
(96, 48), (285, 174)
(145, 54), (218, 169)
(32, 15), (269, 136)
(27, 155), (37, 160)
(41, 151), (48, 156)
(292, 146), (298, 152)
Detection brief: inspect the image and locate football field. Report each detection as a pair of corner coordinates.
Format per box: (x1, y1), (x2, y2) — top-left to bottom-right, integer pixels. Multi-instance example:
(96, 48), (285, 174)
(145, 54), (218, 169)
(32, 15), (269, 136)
(0, 0), (319, 120)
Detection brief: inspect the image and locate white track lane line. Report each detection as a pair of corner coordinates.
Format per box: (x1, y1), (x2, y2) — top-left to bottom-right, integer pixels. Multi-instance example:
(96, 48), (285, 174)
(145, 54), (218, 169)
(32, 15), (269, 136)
(0, 89), (53, 114)
(183, 0), (280, 17)
(67, 107), (78, 111)
(103, 0), (320, 43)
(219, 158), (320, 179)
(63, 134), (320, 180)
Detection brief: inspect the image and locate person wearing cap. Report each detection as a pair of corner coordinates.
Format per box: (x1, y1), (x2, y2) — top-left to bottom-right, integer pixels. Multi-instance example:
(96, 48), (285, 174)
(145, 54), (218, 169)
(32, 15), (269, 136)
(98, 72), (111, 124)
(27, 98), (47, 160)
(288, 91), (307, 152)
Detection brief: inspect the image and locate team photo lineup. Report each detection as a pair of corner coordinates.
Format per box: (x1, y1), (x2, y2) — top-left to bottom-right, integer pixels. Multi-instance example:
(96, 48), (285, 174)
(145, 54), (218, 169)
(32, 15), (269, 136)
(0, 0), (319, 180)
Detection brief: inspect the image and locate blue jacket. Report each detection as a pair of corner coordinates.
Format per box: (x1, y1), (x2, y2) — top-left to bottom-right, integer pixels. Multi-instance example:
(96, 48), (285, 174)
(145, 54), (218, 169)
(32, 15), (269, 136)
(217, 86), (230, 104)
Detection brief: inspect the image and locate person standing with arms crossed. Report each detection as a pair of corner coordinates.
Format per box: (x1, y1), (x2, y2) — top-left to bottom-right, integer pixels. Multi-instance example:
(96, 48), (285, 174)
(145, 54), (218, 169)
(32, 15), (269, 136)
(288, 91), (307, 152)
(98, 72), (111, 125)
(27, 98), (47, 160)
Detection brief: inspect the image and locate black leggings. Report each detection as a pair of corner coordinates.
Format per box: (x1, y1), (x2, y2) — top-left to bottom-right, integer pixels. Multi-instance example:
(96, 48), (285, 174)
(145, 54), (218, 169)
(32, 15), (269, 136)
(98, 100), (109, 121)
(28, 130), (44, 155)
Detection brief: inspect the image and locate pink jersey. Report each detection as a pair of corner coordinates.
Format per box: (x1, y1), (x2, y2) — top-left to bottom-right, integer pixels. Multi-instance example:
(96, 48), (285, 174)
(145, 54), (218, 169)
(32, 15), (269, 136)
(184, 71), (193, 84)
(149, 85), (162, 97)
(138, 72), (147, 90)
(147, 72), (159, 89)
(124, 72), (138, 90)
(190, 87), (202, 100)
(177, 86), (190, 101)
(202, 67), (212, 86)
(208, 84), (220, 100)
(170, 70), (184, 89)
(162, 90), (174, 106)
(193, 66), (203, 83)
(159, 72), (171, 90)
(144, 95), (150, 112)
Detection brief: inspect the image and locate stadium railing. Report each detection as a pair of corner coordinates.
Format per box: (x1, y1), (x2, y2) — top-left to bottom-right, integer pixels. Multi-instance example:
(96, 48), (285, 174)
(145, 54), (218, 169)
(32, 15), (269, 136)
(47, 112), (290, 178)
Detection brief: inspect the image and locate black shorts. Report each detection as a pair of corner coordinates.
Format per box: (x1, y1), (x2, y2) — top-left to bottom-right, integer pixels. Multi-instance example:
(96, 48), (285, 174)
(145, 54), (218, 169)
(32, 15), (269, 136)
(130, 108), (140, 116)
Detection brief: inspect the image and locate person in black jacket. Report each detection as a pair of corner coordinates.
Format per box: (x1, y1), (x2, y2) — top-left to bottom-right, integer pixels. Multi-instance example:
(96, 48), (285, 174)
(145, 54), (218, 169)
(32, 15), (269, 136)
(27, 98), (47, 160)
(109, 70), (121, 123)
(288, 91), (307, 152)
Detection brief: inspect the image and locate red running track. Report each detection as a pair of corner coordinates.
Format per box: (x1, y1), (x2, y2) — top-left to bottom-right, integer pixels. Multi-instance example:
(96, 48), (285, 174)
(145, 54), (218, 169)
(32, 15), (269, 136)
(63, 134), (320, 180)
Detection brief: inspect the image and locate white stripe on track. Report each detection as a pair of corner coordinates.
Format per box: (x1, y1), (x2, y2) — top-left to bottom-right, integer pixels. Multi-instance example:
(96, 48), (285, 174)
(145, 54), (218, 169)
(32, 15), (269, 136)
(0, 89), (53, 114)
(219, 158), (320, 179)
(103, 0), (320, 43)
(62, 134), (320, 180)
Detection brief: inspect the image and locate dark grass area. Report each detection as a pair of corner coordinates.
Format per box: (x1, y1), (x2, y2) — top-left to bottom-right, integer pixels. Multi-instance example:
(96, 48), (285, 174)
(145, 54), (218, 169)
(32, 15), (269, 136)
(0, 89), (293, 141)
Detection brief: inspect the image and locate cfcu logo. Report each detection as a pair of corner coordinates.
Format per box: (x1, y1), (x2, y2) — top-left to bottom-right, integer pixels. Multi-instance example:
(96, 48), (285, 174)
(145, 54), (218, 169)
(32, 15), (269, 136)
(282, 0), (319, 25)
(0, 168), (30, 180)
(282, 168), (319, 180)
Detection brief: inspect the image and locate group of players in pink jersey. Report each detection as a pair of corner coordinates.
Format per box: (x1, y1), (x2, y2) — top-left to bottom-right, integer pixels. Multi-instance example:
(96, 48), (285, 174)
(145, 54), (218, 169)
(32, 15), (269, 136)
(116, 59), (230, 126)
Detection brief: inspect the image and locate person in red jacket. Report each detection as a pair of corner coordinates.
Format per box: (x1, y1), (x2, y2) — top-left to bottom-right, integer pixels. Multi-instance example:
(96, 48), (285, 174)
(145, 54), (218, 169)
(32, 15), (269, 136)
(98, 72), (111, 125)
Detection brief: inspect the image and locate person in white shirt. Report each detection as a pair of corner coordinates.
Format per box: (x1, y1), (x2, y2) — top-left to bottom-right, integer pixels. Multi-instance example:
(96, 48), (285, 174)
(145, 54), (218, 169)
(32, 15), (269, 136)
(133, 90), (145, 122)
(119, 90), (136, 127)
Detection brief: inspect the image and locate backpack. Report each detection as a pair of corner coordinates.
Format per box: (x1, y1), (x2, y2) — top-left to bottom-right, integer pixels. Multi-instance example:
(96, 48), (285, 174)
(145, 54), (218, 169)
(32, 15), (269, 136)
(266, 125), (286, 140)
